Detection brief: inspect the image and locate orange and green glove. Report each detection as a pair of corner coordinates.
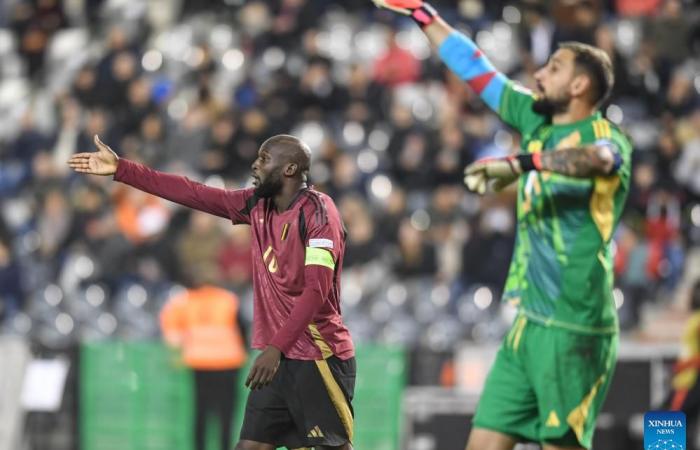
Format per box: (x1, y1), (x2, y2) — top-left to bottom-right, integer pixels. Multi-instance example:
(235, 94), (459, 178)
(371, 0), (438, 27)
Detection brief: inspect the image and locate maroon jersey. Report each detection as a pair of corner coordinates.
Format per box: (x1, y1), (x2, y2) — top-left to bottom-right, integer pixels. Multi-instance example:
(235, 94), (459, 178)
(115, 159), (354, 360)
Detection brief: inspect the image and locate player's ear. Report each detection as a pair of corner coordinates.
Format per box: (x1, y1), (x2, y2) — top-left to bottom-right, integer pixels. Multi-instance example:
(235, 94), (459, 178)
(570, 73), (589, 98)
(284, 163), (298, 177)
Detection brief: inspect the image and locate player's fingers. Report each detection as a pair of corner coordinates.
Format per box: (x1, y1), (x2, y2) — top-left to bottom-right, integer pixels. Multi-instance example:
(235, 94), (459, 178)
(464, 162), (486, 176)
(245, 366), (258, 388)
(371, 0), (411, 14)
(391, 0), (424, 8)
(464, 174), (476, 191)
(256, 369), (272, 389)
(67, 162), (91, 171)
(477, 177), (487, 195)
(263, 369), (276, 386)
(464, 173), (486, 194)
(464, 173), (485, 193)
(68, 153), (93, 161)
(94, 134), (112, 152)
(250, 369), (263, 389)
(255, 369), (269, 389)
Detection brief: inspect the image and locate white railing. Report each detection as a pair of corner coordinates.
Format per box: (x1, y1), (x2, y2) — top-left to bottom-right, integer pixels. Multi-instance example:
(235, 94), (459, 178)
(0, 336), (30, 450)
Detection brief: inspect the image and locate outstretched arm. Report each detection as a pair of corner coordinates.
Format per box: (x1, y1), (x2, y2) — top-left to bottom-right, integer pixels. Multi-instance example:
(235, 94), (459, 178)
(374, 0), (509, 112)
(68, 135), (249, 220)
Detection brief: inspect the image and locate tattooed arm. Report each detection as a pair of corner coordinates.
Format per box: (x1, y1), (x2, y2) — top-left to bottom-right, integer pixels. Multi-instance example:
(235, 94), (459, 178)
(538, 145), (619, 178)
(464, 145), (621, 194)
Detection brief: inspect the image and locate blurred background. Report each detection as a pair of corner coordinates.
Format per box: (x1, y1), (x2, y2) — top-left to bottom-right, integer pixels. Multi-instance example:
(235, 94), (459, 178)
(1, 0), (700, 449)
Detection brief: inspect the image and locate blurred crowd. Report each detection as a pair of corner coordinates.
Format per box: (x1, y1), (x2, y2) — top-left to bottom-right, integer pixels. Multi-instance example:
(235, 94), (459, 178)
(1, 0), (700, 350)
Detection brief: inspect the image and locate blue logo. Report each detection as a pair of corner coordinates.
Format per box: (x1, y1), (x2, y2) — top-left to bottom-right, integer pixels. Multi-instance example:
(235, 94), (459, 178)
(644, 411), (686, 450)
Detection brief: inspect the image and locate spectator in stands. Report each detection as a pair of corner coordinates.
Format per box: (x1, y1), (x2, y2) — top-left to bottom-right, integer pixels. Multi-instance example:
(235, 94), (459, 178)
(10, 0), (67, 80)
(373, 29), (421, 87)
(676, 108), (700, 201)
(176, 211), (226, 286)
(646, 0), (691, 75)
(518, 0), (554, 72)
(341, 195), (382, 268)
(218, 226), (254, 290)
(394, 218), (437, 278)
(0, 238), (23, 322)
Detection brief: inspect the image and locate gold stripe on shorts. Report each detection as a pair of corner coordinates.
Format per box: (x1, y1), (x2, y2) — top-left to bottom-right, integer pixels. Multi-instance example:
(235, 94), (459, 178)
(314, 359), (354, 441)
(566, 337), (616, 443)
(308, 324), (334, 359)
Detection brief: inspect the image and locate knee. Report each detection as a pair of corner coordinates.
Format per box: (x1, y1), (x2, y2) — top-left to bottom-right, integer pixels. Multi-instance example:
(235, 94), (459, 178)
(465, 428), (516, 450)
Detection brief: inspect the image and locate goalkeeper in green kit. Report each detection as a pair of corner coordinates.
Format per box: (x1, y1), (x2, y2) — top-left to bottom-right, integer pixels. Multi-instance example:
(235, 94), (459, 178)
(372, 1), (633, 449)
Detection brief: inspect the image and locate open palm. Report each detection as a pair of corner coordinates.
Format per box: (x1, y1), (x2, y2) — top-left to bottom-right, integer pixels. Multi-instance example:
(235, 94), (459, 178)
(67, 135), (119, 176)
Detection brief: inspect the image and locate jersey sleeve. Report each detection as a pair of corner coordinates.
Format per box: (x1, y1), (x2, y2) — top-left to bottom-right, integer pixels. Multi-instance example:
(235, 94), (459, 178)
(590, 123), (634, 242)
(437, 31), (547, 136)
(607, 126), (633, 188)
(114, 159), (256, 225)
(589, 119), (633, 181)
(303, 194), (344, 271)
(438, 31), (508, 113)
(498, 80), (548, 137)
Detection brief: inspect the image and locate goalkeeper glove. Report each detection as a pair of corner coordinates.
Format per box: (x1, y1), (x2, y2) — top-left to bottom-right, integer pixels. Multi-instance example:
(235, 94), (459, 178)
(464, 153), (542, 194)
(464, 156), (521, 194)
(371, 0), (438, 28)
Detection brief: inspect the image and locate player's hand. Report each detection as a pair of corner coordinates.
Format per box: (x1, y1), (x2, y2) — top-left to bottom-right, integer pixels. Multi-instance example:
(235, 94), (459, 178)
(67, 134), (119, 176)
(371, 0), (423, 15)
(464, 156), (521, 194)
(246, 346), (282, 390)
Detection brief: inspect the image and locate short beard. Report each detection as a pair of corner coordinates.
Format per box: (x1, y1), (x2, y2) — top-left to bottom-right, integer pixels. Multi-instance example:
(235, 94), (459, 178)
(254, 172), (283, 198)
(532, 95), (569, 117)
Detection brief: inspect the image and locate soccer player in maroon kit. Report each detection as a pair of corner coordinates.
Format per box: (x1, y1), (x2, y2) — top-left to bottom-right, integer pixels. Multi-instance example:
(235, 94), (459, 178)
(69, 134), (355, 450)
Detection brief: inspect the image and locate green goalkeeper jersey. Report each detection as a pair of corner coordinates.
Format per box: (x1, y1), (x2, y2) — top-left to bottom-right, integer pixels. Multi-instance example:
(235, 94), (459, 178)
(498, 81), (633, 334)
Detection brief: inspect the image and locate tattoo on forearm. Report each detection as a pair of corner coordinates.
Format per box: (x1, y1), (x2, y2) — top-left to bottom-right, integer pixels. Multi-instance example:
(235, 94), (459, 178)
(539, 146), (613, 178)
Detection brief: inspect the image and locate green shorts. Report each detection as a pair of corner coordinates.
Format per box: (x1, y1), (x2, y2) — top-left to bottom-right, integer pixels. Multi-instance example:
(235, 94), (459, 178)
(473, 314), (618, 449)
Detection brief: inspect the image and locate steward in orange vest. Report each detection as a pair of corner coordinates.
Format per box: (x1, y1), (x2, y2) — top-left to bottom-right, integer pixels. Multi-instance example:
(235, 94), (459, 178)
(160, 277), (247, 450)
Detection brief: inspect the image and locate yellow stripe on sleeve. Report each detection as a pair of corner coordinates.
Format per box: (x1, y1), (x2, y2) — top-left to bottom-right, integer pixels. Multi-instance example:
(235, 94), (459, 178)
(589, 175), (620, 241)
(305, 247), (335, 270)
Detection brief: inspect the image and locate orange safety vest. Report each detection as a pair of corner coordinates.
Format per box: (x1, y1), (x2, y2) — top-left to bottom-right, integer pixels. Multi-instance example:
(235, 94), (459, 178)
(160, 285), (247, 370)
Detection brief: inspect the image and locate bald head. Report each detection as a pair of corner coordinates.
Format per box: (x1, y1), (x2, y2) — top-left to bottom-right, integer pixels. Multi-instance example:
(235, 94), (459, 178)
(260, 134), (311, 180)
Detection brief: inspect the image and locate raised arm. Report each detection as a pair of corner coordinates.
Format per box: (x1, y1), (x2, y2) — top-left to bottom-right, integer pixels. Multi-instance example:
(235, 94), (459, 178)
(68, 135), (252, 221)
(373, 0), (509, 113)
